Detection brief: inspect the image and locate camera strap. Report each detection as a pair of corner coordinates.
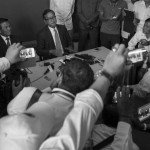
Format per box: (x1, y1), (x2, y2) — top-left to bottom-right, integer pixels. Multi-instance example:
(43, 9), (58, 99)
(26, 89), (42, 109)
(93, 134), (115, 150)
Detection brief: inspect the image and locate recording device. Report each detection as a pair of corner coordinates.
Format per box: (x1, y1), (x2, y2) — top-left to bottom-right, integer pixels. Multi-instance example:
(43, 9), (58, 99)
(138, 103), (150, 122)
(20, 48), (35, 58)
(127, 49), (147, 63)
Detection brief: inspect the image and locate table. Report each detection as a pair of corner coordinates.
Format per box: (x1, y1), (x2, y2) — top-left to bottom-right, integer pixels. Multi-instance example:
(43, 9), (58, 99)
(28, 47), (110, 90)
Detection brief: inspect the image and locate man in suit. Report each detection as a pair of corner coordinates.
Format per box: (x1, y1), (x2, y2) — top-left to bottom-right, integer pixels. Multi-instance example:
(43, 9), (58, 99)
(0, 18), (19, 57)
(37, 9), (73, 61)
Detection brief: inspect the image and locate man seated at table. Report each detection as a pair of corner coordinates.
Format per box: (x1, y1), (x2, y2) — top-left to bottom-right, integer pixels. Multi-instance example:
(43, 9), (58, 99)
(0, 18), (20, 58)
(36, 9), (74, 61)
(128, 18), (150, 51)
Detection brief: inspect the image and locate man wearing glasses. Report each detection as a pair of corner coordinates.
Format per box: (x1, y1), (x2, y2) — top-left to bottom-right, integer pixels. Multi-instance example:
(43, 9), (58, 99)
(36, 9), (73, 61)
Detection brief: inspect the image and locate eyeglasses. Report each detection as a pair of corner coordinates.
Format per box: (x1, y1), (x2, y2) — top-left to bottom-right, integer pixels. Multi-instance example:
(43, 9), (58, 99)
(44, 16), (56, 21)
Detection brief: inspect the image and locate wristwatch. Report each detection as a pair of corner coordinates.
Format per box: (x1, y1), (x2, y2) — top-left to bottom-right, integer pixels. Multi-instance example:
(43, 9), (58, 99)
(96, 69), (114, 83)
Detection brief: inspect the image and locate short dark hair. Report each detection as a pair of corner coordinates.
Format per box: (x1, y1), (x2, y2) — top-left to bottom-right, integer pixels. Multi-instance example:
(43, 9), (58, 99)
(59, 58), (94, 95)
(42, 9), (55, 19)
(0, 18), (8, 29)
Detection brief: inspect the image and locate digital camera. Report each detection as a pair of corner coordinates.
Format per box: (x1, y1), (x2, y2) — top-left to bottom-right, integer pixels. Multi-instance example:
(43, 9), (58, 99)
(20, 48), (35, 58)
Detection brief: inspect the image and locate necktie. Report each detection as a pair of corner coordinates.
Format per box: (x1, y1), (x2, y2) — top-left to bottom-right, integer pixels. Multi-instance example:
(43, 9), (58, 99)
(6, 37), (11, 47)
(54, 28), (64, 56)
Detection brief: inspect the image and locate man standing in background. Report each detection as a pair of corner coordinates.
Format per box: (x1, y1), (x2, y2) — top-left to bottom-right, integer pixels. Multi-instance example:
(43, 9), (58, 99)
(77, 0), (100, 52)
(99, 0), (127, 49)
(49, 0), (75, 40)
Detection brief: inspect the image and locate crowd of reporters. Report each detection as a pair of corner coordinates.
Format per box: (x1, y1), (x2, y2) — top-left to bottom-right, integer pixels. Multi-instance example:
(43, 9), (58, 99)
(0, 0), (150, 150)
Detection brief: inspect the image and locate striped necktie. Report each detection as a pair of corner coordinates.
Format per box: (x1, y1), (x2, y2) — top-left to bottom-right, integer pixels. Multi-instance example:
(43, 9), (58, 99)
(54, 28), (64, 56)
(6, 37), (11, 47)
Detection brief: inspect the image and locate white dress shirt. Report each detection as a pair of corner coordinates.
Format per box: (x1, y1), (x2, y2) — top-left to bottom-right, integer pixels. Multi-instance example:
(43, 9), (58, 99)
(50, 0), (75, 30)
(133, 0), (150, 31)
(7, 87), (75, 136)
(0, 89), (102, 150)
(0, 101), (56, 150)
(40, 89), (103, 150)
(128, 30), (150, 51)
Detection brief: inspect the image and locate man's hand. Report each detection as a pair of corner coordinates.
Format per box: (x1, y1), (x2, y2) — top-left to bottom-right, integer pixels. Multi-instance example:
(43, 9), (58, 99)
(5, 43), (25, 65)
(103, 44), (128, 78)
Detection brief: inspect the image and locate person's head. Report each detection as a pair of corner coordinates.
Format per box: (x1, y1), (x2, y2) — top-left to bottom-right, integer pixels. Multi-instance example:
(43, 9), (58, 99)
(0, 18), (11, 37)
(57, 58), (94, 95)
(143, 18), (150, 35)
(110, 0), (119, 3)
(42, 9), (57, 28)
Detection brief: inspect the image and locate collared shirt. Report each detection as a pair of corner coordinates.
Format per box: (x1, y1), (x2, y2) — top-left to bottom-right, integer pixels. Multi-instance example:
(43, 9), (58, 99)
(0, 35), (11, 45)
(40, 89), (103, 150)
(50, 0), (75, 30)
(7, 87), (75, 136)
(128, 30), (150, 51)
(0, 57), (10, 73)
(99, 0), (127, 34)
(133, 0), (150, 31)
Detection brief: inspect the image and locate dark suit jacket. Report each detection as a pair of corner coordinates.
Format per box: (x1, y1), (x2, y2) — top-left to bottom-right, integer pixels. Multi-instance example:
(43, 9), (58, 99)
(36, 24), (73, 60)
(0, 35), (19, 57)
